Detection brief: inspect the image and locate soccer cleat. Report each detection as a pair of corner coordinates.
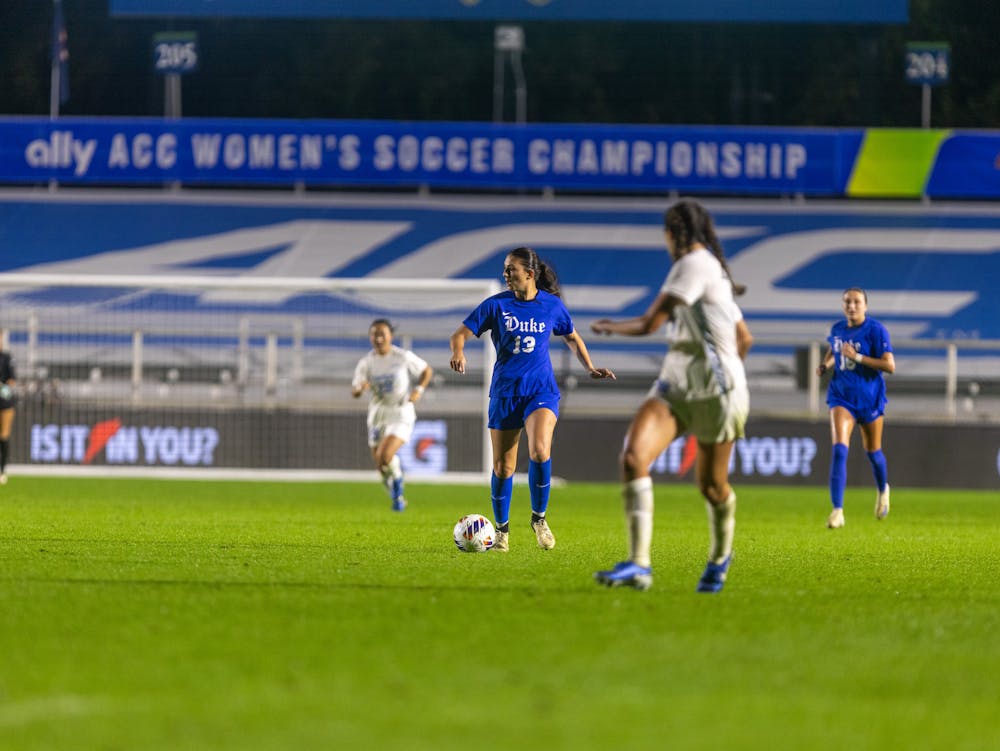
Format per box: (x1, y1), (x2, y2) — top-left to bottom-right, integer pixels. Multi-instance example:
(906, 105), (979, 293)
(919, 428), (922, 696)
(492, 530), (509, 553)
(875, 484), (890, 520)
(0, 473), (6, 485)
(530, 517), (556, 550)
(594, 561), (653, 591)
(827, 507), (845, 529)
(696, 555), (731, 593)
(391, 497), (407, 512)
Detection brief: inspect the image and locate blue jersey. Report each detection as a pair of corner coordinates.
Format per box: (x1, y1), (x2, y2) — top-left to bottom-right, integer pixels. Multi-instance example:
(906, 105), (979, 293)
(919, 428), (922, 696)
(462, 290), (574, 397)
(826, 317), (893, 419)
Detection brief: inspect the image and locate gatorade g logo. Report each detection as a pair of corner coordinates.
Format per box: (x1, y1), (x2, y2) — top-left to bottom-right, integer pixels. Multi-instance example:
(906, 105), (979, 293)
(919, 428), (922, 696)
(398, 419), (447, 475)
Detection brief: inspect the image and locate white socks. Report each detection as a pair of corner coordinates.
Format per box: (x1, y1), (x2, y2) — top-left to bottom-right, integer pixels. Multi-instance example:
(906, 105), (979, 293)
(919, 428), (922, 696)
(706, 491), (737, 565)
(624, 477), (654, 568)
(380, 454), (402, 481)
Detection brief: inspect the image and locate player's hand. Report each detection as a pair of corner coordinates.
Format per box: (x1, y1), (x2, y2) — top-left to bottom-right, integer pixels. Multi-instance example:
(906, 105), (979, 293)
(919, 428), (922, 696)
(589, 367), (616, 380)
(816, 364), (828, 377)
(450, 354), (466, 374)
(590, 319), (613, 335)
(841, 343), (858, 360)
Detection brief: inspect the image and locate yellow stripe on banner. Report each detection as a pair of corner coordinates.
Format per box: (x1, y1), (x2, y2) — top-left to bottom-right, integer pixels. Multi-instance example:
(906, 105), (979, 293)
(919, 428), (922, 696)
(847, 129), (951, 198)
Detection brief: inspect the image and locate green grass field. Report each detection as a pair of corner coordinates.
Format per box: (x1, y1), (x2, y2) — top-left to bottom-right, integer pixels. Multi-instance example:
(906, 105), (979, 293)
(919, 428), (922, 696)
(1, 476), (997, 750)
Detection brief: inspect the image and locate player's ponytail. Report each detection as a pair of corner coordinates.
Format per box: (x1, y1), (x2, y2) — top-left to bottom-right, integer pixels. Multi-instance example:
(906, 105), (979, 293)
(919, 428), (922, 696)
(664, 200), (746, 297)
(510, 246), (562, 298)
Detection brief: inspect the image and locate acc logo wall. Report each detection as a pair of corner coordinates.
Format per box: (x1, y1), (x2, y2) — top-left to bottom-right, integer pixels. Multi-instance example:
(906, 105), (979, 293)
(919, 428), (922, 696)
(30, 419), (220, 466)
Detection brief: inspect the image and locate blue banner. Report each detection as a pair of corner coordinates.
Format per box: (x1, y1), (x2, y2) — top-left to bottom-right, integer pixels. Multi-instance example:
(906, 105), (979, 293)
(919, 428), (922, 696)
(927, 134), (1000, 199)
(0, 117), (854, 196)
(109, 0), (909, 23)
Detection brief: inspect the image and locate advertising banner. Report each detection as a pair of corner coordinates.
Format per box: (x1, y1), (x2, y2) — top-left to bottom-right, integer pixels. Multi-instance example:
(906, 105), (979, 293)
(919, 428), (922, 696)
(0, 116), (853, 196)
(6, 117), (1000, 198)
(15, 407), (483, 474)
(550, 415), (1000, 490)
(11, 402), (1000, 489)
(109, 0), (909, 24)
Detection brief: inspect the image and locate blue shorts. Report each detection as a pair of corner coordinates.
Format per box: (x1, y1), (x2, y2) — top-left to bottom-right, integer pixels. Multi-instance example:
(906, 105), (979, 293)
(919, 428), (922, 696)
(828, 396), (885, 424)
(488, 392), (560, 431)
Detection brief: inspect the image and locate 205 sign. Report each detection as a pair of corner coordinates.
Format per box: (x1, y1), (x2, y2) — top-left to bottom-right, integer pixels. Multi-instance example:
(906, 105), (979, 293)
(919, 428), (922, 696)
(153, 32), (198, 75)
(905, 42), (950, 86)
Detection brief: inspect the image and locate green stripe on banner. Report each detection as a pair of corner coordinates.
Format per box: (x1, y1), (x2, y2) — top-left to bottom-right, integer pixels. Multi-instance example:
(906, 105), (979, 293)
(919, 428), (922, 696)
(847, 129), (950, 198)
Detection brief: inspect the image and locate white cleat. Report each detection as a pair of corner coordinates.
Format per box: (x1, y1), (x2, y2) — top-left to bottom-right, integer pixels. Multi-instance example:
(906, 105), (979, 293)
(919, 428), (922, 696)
(827, 507), (845, 529)
(0, 473), (7, 485)
(530, 517), (556, 550)
(875, 484), (890, 520)
(492, 530), (509, 553)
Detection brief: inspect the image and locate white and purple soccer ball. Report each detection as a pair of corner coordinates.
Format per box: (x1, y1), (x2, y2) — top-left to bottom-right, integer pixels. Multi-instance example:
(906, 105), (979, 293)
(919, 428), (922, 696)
(453, 514), (496, 553)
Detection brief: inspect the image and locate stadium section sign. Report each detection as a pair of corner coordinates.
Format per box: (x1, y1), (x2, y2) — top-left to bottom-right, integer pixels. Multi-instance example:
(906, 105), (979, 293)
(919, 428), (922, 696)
(109, 0), (908, 23)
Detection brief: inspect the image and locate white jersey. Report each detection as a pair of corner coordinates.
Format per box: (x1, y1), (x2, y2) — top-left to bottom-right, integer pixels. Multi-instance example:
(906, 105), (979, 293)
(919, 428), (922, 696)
(658, 247), (747, 401)
(352, 345), (429, 428)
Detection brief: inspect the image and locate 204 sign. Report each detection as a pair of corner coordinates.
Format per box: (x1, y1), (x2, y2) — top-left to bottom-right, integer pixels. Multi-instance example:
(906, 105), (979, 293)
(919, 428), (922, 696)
(904, 43), (950, 86)
(153, 33), (198, 75)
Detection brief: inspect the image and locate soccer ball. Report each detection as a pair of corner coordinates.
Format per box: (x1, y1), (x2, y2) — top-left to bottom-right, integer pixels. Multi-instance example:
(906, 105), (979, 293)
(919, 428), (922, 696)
(453, 514), (496, 553)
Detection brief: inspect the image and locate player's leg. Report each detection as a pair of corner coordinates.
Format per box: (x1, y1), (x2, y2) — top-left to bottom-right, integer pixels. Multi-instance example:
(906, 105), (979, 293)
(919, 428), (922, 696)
(489, 426), (522, 551)
(859, 416), (890, 519)
(374, 433), (407, 511)
(524, 405), (558, 549)
(827, 406), (855, 528)
(694, 439), (737, 593)
(0, 407), (11, 483)
(595, 397), (678, 590)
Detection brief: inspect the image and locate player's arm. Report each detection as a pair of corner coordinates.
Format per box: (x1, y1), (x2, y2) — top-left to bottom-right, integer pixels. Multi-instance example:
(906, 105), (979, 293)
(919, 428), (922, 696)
(410, 365), (433, 402)
(351, 358), (368, 398)
(735, 319), (753, 360)
(562, 330), (616, 380)
(590, 291), (679, 337)
(816, 346), (835, 376)
(842, 342), (895, 375)
(449, 325), (475, 374)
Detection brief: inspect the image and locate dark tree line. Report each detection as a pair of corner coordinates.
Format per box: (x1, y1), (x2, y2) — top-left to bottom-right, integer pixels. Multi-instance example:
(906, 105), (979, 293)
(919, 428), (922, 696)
(1, 0), (999, 128)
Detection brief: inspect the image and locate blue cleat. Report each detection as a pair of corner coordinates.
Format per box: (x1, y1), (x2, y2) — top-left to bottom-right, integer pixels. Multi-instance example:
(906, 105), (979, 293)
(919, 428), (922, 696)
(696, 555), (731, 593)
(594, 561), (653, 591)
(392, 497), (407, 512)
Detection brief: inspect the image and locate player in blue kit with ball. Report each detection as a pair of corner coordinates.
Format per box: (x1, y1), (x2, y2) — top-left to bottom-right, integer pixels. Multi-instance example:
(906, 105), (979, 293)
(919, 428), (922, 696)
(816, 287), (895, 528)
(449, 246), (616, 552)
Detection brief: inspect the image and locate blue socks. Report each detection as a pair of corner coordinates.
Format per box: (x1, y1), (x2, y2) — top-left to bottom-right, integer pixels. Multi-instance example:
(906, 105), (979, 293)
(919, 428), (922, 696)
(528, 458), (552, 516)
(492, 460), (552, 528)
(491, 472), (513, 527)
(830, 443), (848, 509)
(866, 449), (888, 492)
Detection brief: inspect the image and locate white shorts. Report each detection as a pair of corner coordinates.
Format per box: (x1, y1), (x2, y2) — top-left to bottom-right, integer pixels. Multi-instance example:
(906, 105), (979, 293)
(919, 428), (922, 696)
(648, 380), (749, 444)
(367, 419), (414, 448)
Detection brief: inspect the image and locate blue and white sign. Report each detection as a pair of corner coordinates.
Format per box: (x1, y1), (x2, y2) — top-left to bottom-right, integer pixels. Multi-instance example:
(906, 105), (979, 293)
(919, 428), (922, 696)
(110, 0), (909, 23)
(2, 191), (1000, 342)
(905, 42), (951, 86)
(153, 31), (199, 75)
(0, 117), (853, 196)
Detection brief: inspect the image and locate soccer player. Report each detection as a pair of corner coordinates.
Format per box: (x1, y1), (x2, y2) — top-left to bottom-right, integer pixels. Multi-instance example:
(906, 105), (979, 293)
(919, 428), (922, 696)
(815, 287), (895, 528)
(449, 246), (616, 552)
(352, 319), (433, 511)
(0, 340), (15, 485)
(591, 199), (752, 593)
